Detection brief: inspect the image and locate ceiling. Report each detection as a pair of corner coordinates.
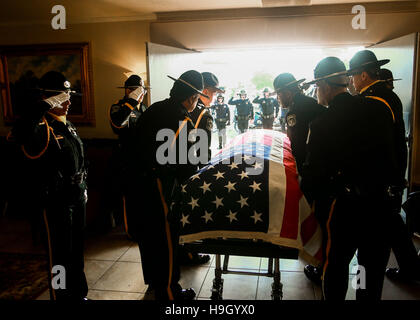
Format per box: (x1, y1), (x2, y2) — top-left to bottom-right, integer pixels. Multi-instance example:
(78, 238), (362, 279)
(0, 0), (412, 25)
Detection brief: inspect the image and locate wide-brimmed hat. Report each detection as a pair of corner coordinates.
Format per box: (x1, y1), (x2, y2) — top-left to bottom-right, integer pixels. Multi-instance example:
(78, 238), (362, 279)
(117, 75), (147, 89)
(38, 71), (81, 96)
(347, 50), (390, 76)
(168, 70), (209, 99)
(379, 68), (402, 82)
(273, 73), (305, 93)
(237, 89), (247, 96)
(202, 72), (225, 93)
(305, 57), (348, 87)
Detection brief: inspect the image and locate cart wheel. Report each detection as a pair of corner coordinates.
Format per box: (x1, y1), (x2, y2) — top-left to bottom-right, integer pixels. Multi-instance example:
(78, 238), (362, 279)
(271, 281), (283, 300)
(211, 278), (224, 300)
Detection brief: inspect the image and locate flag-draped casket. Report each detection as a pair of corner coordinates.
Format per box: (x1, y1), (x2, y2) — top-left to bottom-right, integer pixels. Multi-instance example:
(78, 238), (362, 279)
(173, 129), (322, 264)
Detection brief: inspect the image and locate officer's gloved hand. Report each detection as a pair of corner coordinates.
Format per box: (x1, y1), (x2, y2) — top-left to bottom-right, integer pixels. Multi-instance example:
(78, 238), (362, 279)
(128, 86), (145, 102)
(43, 92), (71, 109)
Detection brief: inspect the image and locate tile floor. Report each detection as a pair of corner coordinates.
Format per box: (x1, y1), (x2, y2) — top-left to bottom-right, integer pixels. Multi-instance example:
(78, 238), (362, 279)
(1, 217), (418, 301)
(35, 227), (420, 301)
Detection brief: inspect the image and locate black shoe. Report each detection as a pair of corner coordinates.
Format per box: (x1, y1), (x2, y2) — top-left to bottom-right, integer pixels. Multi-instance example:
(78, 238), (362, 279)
(304, 264), (322, 286)
(386, 268), (420, 283)
(174, 288), (196, 301)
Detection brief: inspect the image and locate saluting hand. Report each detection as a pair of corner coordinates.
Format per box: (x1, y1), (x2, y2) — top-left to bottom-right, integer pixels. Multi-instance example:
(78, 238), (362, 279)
(43, 91), (71, 109)
(128, 86), (145, 102)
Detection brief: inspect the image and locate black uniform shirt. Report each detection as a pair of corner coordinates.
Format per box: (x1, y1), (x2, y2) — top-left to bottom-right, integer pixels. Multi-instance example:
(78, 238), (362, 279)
(211, 103), (230, 125)
(109, 97), (144, 163)
(252, 96), (279, 117)
(301, 92), (397, 203)
(12, 100), (86, 202)
(286, 93), (325, 173)
(359, 80), (407, 184)
(228, 97), (254, 119)
(137, 97), (198, 184)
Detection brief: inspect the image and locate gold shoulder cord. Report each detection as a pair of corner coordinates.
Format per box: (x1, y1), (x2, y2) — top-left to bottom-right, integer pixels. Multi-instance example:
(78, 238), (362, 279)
(365, 96), (395, 123)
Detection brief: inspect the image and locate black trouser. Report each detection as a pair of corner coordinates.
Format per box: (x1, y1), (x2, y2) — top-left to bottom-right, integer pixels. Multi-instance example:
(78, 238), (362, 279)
(322, 192), (391, 300)
(238, 120), (249, 133)
(216, 122), (227, 148)
(129, 174), (181, 299)
(262, 117), (274, 129)
(43, 198), (88, 300)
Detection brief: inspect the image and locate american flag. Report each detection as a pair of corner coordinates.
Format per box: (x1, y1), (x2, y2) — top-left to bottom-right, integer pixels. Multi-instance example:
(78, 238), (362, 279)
(173, 129), (322, 264)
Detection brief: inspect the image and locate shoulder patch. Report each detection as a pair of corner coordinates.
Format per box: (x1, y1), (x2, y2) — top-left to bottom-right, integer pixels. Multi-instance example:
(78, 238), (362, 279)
(287, 114), (297, 127)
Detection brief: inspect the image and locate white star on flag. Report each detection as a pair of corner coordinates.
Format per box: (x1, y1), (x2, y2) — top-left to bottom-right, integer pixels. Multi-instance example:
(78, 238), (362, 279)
(200, 181), (212, 194)
(191, 173), (200, 181)
(243, 154), (252, 162)
(180, 214), (190, 227)
(254, 161), (263, 169)
(188, 197), (199, 210)
(249, 181), (262, 193)
(201, 211), (213, 223)
(237, 195), (249, 208)
(213, 171), (225, 180)
(212, 196), (224, 208)
(251, 211), (263, 224)
(228, 162), (239, 170)
(224, 181), (236, 193)
(226, 210), (238, 223)
(238, 170), (249, 180)
(181, 184), (187, 193)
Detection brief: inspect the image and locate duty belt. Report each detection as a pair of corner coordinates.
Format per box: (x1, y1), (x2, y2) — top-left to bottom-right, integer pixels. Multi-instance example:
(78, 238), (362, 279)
(238, 115), (249, 121)
(262, 114), (274, 119)
(216, 118), (227, 122)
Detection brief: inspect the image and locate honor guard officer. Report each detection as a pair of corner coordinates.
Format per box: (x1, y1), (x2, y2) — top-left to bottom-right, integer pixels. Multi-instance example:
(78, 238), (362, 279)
(182, 72), (224, 265)
(190, 72), (224, 162)
(135, 70), (208, 300)
(228, 89), (254, 133)
(301, 57), (398, 300)
(212, 95), (230, 149)
(348, 50), (420, 282)
(11, 71), (88, 300)
(379, 68), (402, 91)
(252, 88), (279, 129)
(273, 73), (325, 174)
(108, 74), (150, 276)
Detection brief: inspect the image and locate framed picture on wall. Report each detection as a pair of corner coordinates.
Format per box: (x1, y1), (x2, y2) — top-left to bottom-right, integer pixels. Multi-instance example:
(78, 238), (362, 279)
(0, 42), (95, 126)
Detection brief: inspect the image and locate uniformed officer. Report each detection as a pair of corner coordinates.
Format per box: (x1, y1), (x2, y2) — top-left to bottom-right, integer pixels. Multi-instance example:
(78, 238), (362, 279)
(301, 57), (398, 300)
(379, 68), (402, 91)
(212, 95), (230, 149)
(252, 88), (279, 129)
(348, 50), (420, 282)
(182, 72), (223, 265)
(108, 74), (150, 277)
(190, 72), (224, 162)
(11, 71), (88, 300)
(134, 70), (208, 300)
(273, 73), (325, 174)
(228, 89), (253, 133)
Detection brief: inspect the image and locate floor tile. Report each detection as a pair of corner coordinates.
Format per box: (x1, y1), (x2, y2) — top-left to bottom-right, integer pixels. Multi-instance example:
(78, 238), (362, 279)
(84, 235), (132, 261)
(92, 261), (147, 293)
(381, 277), (420, 300)
(211, 255), (261, 271)
(179, 266), (211, 295)
(87, 289), (143, 300)
(256, 271), (315, 300)
(199, 272), (258, 300)
(84, 260), (114, 287)
(118, 244), (141, 263)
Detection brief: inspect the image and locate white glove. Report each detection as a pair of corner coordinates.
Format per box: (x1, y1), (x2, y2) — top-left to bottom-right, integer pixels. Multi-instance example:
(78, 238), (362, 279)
(128, 86), (145, 101)
(44, 92), (70, 109)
